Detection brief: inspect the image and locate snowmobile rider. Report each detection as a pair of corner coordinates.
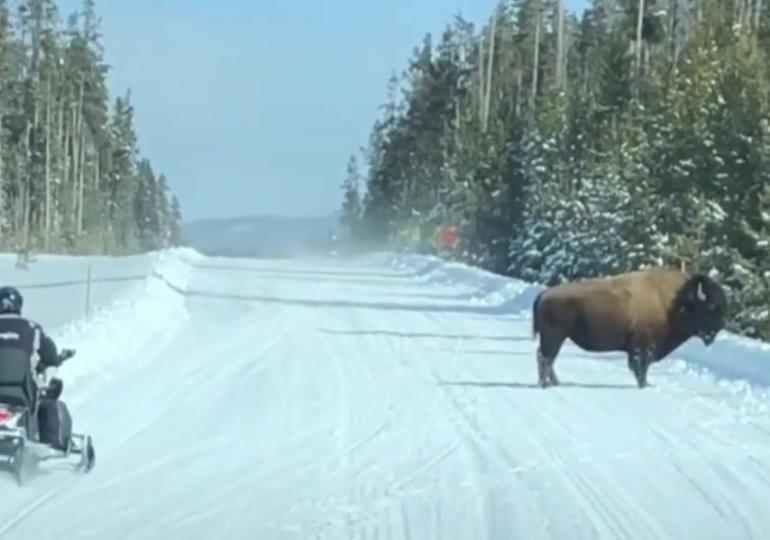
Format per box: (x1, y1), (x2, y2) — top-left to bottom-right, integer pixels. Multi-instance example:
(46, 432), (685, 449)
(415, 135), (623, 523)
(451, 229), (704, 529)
(0, 286), (62, 378)
(0, 287), (63, 420)
(0, 286), (74, 451)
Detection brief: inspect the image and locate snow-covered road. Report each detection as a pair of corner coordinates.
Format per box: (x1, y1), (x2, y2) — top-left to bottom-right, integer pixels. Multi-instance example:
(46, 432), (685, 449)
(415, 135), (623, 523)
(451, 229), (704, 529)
(1, 250), (770, 539)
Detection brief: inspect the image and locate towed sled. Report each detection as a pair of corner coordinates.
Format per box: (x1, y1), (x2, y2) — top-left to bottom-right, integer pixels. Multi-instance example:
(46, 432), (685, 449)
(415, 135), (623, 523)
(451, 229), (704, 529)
(0, 349), (95, 485)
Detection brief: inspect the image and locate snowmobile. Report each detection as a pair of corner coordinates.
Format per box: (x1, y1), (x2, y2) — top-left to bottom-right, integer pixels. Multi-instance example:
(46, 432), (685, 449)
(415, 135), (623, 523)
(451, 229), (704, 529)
(0, 348), (95, 485)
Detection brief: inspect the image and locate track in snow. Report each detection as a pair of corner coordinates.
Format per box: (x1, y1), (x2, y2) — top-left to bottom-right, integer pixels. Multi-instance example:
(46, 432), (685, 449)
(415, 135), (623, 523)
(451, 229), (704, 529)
(1, 252), (770, 539)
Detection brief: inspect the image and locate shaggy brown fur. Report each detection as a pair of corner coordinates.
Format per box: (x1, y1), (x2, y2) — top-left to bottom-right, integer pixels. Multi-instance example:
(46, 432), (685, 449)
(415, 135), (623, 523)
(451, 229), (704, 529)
(532, 267), (727, 388)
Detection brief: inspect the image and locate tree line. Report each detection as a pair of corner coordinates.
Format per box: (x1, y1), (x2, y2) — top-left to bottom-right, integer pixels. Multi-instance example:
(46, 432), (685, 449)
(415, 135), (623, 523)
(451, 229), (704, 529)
(0, 0), (183, 259)
(341, 0), (770, 341)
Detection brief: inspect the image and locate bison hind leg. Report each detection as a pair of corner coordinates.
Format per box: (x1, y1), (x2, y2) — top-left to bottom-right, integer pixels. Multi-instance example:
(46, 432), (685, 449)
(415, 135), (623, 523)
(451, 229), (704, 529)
(537, 337), (564, 388)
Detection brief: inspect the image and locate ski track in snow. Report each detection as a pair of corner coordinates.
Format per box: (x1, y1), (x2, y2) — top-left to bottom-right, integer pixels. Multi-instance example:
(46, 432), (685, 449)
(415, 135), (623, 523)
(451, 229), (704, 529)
(0, 250), (770, 539)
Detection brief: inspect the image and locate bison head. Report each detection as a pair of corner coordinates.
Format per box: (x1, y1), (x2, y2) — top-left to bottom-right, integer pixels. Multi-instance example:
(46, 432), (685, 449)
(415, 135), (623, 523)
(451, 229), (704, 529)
(679, 274), (728, 345)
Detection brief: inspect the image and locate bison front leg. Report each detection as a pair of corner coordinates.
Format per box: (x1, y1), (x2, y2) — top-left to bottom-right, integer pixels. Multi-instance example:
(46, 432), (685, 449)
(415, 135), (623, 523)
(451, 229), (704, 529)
(628, 347), (654, 388)
(547, 366), (559, 386)
(537, 349), (551, 387)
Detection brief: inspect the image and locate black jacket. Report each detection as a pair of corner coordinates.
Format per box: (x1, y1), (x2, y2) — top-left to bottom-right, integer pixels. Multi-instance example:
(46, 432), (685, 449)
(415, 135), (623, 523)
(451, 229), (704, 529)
(0, 313), (60, 371)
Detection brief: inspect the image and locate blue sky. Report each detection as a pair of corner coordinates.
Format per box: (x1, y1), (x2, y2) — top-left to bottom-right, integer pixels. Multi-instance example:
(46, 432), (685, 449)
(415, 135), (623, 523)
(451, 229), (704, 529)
(58, 0), (589, 221)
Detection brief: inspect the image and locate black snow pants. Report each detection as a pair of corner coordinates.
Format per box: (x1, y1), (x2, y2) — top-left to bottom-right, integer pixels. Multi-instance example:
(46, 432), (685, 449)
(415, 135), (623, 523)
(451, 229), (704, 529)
(37, 398), (72, 451)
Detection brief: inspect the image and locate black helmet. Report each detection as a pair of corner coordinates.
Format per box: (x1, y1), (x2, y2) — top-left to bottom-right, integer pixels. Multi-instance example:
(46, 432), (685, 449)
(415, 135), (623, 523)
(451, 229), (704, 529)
(0, 287), (23, 314)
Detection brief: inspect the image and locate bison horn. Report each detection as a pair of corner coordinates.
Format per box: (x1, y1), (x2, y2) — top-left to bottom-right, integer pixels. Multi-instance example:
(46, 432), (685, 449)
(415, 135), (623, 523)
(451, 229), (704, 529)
(697, 281), (707, 301)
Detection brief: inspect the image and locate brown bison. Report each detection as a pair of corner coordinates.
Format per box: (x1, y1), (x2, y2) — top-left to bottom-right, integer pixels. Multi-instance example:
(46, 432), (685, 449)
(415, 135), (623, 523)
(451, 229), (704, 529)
(531, 267), (727, 388)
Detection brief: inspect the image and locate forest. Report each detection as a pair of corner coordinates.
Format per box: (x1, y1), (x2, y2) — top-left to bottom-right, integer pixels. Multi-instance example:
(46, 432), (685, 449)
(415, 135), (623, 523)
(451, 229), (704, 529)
(0, 0), (182, 260)
(340, 0), (770, 341)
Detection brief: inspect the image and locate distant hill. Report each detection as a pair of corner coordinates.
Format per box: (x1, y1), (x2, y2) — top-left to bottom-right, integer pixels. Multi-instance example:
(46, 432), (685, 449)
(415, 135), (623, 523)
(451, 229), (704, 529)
(183, 214), (342, 258)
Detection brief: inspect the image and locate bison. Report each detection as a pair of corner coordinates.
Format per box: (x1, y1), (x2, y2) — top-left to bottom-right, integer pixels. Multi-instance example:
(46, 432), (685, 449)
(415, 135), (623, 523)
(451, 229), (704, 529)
(531, 267), (727, 388)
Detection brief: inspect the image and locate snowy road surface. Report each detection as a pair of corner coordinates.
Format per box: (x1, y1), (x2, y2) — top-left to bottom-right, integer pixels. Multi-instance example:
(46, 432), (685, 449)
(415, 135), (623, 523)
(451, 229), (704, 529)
(1, 251), (770, 539)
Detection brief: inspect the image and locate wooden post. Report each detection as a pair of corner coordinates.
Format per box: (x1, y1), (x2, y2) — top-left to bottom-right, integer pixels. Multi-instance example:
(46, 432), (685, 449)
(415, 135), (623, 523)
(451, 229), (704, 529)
(85, 265), (92, 317)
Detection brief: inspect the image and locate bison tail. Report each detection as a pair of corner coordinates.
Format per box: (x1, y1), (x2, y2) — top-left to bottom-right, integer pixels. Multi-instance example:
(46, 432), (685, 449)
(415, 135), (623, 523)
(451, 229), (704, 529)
(532, 291), (543, 339)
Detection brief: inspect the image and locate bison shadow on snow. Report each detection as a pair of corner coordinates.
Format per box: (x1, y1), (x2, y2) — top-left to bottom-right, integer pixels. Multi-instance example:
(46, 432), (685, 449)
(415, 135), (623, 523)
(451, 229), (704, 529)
(428, 347), (626, 363)
(318, 329), (532, 343)
(438, 380), (638, 390)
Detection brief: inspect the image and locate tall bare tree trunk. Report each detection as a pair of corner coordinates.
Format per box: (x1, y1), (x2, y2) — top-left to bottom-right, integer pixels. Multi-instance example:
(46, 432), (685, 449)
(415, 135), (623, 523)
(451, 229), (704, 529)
(0, 113), (4, 232)
(23, 109), (34, 253)
(556, 0), (566, 89)
(482, 4), (498, 133)
(451, 46), (461, 143)
(71, 80), (85, 236)
(530, 1), (541, 111)
(70, 105), (79, 230)
(22, 186), (31, 254)
(20, 121), (32, 255)
(77, 130), (86, 235)
(94, 147), (100, 190)
(55, 85), (65, 237)
(15, 189), (23, 246)
(44, 75), (52, 249)
(478, 32), (485, 124)
(741, 0), (756, 30)
(744, 0), (751, 29)
(636, 0), (646, 85)
(78, 84), (85, 199)
(31, 78), (41, 239)
(753, 0), (763, 30)
(669, 0), (680, 76)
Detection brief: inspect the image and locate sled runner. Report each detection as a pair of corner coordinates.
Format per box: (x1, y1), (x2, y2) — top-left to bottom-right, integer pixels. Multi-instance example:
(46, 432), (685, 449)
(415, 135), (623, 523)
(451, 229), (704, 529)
(0, 348), (95, 485)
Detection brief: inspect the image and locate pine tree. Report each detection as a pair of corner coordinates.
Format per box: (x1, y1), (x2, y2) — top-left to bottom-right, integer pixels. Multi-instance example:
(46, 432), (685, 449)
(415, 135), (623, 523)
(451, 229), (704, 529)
(105, 93), (139, 251)
(340, 154), (362, 238)
(169, 194), (183, 246)
(0, 0), (181, 256)
(134, 158), (162, 251)
(155, 173), (171, 245)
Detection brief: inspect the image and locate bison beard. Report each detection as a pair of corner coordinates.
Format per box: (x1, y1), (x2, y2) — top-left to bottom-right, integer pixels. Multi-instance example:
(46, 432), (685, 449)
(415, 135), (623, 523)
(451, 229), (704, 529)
(531, 267), (727, 389)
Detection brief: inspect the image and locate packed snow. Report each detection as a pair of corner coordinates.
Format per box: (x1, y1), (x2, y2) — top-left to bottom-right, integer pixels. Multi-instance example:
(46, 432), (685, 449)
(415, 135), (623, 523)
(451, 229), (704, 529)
(0, 249), (769, 539)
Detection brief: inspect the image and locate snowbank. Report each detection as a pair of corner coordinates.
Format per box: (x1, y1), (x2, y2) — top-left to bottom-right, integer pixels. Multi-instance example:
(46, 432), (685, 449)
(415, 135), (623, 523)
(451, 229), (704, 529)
(387, 253), (770, 389)
(46, 249), (202, 392)
(389, 253), (543, 314)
